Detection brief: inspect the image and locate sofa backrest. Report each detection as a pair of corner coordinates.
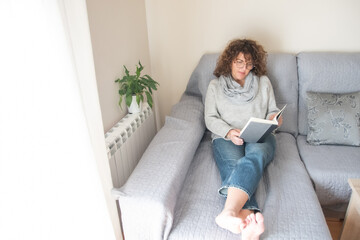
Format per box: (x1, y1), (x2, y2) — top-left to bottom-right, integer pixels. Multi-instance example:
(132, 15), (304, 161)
(267, 53), (298, 136)
(185, 53), (219, 100)
(297, 52), (360, 135)
(185, 52), (299, 136)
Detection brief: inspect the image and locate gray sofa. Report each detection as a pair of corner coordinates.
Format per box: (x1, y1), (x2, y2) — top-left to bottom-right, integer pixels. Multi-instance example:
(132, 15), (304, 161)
(113, 52), (360, 239)
(297, 53), (360, 218)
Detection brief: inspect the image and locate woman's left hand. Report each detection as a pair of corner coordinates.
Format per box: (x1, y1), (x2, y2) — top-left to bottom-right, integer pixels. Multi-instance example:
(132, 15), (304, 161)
(269, 113), (283, 126)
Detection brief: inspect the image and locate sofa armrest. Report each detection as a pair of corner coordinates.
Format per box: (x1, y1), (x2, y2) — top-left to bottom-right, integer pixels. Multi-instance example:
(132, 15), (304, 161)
(112, 94), (205, 240)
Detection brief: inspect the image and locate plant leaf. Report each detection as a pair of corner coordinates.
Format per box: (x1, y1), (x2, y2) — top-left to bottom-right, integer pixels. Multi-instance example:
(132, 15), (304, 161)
(118, 96), (123, 109)
(136, 66), (141, 78)
(124, 65), (130, 76)
(136, 61), (144, 78)
(144, 74), (159, 84)
(126, 94), (132, 107)
(145, 91), (153, 108)
(138, 61), (144, 72)
(119, 88), (127, 95)
(136, 94), (141, 105)
(143, 75), (159, 90)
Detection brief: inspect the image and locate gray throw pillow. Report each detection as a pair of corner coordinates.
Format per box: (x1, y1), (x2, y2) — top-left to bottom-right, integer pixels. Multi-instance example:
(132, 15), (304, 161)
(306, 91), (360, 146)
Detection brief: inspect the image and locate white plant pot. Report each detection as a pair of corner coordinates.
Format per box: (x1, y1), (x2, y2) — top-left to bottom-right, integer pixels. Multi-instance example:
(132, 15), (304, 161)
(127, 95), (142, 114)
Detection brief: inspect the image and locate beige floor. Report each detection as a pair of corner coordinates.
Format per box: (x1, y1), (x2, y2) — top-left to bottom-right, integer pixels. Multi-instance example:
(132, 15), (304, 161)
(326, 218), (344, 240)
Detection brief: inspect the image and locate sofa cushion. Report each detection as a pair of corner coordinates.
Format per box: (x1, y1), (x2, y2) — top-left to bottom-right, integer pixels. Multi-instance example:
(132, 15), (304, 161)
(306, 91), (360, 146)
(298, 52), (360, 135)
(187, 53), (299, 136)
(169, 132), (331, 239)
(297, 135), (360, 206)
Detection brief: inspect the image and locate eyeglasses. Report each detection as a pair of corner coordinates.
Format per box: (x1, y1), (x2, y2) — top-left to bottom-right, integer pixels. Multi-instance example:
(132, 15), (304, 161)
(233, 59), (254, 70)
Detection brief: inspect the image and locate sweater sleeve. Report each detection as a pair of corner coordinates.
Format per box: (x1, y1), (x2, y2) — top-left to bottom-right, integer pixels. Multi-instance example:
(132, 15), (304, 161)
(204, 81), (232, 138)
(264, 76), (280, 120)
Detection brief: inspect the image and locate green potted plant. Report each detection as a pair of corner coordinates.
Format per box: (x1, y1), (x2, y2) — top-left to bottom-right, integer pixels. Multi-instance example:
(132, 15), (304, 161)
(115, 61), (159, 113)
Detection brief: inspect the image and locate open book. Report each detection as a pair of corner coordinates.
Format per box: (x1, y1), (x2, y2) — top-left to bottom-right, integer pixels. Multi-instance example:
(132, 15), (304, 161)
(239, 105), (287, 143)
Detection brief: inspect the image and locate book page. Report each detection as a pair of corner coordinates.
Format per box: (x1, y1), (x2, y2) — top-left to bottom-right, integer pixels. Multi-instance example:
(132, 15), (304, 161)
(275, 104), (287, 122)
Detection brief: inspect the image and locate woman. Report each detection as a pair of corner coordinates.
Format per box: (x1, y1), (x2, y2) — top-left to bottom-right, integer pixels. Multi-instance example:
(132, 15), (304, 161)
(204, 39), (282, 240)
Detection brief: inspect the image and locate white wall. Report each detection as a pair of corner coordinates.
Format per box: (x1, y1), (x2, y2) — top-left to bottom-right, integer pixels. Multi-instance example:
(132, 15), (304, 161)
(64, 0), (123, 239)
(145, 0), (360, 125)
(86, 0), (151, 132)
(0, 0), (117, 239)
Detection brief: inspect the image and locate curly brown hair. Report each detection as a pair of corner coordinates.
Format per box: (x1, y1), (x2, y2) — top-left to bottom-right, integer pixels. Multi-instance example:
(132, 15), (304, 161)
(214, 39), (267, 78)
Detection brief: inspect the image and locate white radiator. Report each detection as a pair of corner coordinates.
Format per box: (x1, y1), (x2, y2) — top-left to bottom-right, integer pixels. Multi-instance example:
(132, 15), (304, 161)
(105, 103), (156, 188)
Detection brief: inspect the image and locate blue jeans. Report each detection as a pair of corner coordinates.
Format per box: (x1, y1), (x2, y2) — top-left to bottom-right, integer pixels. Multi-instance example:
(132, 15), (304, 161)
(212, 134), (276, 211)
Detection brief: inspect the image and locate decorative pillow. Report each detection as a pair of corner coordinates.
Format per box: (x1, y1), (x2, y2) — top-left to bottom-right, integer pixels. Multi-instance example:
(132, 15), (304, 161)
(306, 91), (360, 146)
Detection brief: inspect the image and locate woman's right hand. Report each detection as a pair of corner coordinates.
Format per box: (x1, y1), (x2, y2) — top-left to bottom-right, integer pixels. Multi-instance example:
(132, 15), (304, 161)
(226, 129), (244, 145)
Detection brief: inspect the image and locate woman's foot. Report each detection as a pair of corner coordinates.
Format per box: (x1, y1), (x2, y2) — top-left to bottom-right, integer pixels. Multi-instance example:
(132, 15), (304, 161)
(241, 212), (265, 240)
(215, 209), (245, 234)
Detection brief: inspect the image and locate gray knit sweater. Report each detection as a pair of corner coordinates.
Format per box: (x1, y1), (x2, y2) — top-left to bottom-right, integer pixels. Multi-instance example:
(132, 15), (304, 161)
(204, 76), (279, 140)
